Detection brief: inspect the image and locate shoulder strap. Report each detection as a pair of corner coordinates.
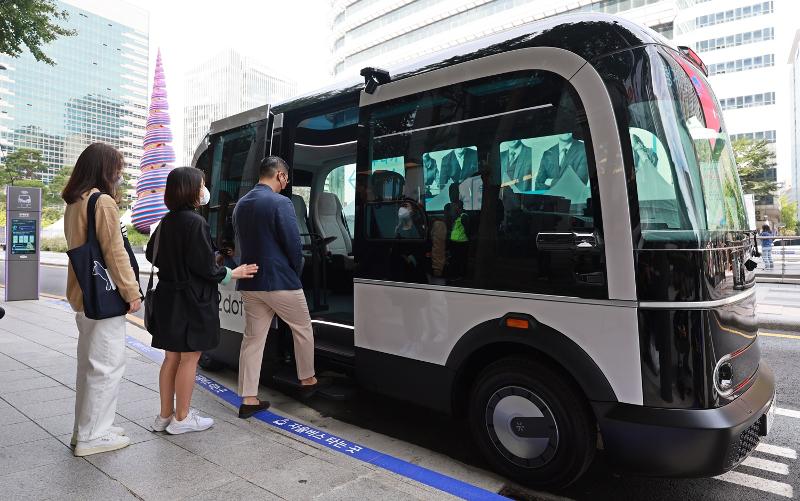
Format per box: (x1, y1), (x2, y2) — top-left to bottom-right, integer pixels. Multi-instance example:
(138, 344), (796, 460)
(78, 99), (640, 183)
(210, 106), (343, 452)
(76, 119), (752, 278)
(146, 223), (163, 292)
(86, 192), (102, 243)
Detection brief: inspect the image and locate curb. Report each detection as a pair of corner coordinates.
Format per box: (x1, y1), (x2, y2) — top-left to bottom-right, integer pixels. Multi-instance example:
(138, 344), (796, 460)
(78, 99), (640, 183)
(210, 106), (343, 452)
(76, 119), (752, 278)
(758, 315), (800, 333)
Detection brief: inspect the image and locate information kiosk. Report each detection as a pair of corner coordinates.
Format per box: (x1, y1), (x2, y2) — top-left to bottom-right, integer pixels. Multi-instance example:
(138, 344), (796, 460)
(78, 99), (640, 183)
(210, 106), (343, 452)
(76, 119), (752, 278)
(4, 186), (40, 301)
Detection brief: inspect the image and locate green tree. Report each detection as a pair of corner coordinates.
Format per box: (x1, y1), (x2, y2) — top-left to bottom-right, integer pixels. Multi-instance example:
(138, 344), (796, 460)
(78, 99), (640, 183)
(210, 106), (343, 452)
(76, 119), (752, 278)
(0, 148), (48, 185)
(117, 172), (135, 211)
(0, 0), (76, 65)
(732, 139), (778, 198)
(779, 195), (798, 235)
(45, 164), (72, 205)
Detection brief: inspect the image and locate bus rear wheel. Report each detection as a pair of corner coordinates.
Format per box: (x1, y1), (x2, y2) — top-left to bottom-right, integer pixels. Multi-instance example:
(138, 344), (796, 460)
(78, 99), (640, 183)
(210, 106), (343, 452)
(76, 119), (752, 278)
(468, 356), (596, 489)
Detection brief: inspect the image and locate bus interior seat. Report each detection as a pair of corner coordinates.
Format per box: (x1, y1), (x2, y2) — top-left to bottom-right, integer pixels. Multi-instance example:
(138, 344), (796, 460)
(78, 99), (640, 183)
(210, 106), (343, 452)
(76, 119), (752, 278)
(365, 170), (407, 238)
(369, 170), (405, 201)
(314, 192), (354, 261)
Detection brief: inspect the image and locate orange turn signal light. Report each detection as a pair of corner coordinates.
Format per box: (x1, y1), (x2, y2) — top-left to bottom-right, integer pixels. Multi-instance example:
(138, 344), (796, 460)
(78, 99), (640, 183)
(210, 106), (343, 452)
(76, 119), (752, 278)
(506, 318), (529, 329)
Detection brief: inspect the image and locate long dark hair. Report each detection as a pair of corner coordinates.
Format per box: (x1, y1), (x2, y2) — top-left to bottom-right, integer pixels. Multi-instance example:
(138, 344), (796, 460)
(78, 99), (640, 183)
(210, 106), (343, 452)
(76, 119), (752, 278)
(164, 167), (203, 211)
(62, 143), (125, 204)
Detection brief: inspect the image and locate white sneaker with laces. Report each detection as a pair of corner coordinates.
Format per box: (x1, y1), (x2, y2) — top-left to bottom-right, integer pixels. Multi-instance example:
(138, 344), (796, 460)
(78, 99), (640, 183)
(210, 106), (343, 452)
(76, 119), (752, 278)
(70, 426), (126, 447)
(152, 414), (173, 432)
(165, 409), (214, 435)
(73, 432), (130, 457)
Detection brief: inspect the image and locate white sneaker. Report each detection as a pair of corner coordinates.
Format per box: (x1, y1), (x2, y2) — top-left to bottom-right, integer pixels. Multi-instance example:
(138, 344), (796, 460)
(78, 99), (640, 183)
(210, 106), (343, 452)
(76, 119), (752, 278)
(152, 414), (173, 432)
(70, 426), (126, 447)
(165, 409), (214, 435)
(74, 432), (130, 457)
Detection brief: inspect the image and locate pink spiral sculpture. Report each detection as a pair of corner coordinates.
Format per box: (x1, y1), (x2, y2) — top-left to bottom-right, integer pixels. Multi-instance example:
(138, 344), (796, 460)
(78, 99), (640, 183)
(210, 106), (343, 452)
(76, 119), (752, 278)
(131, 49), (176, 234)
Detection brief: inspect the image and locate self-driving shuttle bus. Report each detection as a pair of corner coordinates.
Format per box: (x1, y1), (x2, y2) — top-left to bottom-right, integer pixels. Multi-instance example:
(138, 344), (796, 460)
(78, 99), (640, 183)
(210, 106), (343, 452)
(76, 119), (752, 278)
(192, 14), (776, 488)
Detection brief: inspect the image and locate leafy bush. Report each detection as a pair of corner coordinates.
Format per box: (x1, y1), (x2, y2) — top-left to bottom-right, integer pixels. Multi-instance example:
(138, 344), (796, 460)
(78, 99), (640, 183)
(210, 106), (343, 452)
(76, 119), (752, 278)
(40, 236), (68, 252)
(41, 206), (64, 227)
(126, 225), (150, 249)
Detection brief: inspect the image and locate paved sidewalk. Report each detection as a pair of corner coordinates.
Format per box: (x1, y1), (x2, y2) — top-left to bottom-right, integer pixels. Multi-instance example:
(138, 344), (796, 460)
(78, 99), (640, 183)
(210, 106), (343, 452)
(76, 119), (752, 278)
(756, 283), (800, 332)
(0, 300), (460, 501)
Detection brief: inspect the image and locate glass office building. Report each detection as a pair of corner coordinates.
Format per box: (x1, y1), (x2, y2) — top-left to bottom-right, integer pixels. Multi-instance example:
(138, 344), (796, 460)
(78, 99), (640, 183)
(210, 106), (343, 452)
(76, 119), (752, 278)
(183, 49), (296, 164)
(0, 0), (149, 185)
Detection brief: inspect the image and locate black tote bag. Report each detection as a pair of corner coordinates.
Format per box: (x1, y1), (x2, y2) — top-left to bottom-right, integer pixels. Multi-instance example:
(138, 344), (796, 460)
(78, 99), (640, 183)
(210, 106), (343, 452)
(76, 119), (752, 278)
(67, 192), (134, 320)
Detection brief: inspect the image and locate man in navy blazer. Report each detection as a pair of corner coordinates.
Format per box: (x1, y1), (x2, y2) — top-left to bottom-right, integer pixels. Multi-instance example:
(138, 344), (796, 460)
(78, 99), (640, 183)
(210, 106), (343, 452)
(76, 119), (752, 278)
(233, 156), (317, 419)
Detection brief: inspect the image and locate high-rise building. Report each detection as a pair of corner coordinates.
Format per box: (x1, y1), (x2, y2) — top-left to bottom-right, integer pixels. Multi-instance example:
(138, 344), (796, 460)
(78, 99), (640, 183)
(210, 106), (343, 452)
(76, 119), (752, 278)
(182, 49), (297, 163)
(674, 0), (796, 223)
(790, 29), (800, 211)
(330, 0), (678, 78)
(0, 0), (149, 188)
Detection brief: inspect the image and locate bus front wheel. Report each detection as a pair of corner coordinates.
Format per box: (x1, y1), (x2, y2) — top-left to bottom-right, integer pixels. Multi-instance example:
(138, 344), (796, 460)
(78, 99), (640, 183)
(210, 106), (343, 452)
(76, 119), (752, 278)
(468, 356), (596, 489)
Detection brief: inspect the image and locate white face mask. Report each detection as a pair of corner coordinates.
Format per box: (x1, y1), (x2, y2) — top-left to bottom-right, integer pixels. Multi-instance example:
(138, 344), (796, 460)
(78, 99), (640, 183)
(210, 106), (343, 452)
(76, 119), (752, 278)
(398, 206), (411, 221)
(199, 186), (210, 206)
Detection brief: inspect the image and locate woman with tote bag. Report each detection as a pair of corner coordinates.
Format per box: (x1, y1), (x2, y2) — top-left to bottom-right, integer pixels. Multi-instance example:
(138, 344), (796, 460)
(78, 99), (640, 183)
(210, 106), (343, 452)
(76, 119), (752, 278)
(146, 167), (257, 434)
(63, 143), (142, 457)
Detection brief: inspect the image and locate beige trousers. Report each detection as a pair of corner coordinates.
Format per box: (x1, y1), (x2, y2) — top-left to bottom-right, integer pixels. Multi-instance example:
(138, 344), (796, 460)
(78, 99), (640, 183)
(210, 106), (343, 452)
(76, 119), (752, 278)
(238, 290), (315, 397)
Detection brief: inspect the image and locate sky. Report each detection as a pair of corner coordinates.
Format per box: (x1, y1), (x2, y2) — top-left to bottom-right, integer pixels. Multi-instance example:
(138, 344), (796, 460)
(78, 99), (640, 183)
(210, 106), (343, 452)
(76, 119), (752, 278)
(122, 0), (333, 161)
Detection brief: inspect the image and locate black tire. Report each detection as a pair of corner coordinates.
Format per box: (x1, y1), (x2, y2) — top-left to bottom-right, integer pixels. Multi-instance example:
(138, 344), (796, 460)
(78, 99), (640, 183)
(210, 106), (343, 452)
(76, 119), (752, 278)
(468, 356), (596, 489)
(198, 352), (224, 372)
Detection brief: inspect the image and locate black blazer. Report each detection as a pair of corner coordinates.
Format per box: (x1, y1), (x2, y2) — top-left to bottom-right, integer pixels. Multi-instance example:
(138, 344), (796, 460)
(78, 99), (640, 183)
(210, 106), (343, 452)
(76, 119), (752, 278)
(535, 141), (588, 191)
(146, 209), (228, 352)
(439, 148), (478, 187)
(233, 184), (303, 292)
(500, 144), (533, 191)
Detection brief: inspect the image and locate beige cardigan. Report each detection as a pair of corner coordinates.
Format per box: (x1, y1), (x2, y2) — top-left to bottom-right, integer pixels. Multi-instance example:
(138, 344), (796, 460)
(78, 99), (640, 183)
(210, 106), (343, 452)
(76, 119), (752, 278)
(64, 189), (141, 312)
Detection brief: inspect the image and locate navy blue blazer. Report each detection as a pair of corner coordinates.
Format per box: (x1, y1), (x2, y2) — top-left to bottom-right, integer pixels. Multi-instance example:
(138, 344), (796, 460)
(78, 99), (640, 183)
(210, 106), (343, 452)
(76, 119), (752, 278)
(233, 184), (303, 291)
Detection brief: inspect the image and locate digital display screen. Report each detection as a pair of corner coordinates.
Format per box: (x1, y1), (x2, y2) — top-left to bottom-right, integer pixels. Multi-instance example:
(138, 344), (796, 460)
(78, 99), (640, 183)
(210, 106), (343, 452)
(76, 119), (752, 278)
(11, 219), (36, 255)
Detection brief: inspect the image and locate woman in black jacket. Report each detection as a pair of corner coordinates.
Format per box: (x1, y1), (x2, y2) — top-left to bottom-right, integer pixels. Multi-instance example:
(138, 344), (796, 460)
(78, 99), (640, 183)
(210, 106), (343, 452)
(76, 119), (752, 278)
(145, 167), (257, 435)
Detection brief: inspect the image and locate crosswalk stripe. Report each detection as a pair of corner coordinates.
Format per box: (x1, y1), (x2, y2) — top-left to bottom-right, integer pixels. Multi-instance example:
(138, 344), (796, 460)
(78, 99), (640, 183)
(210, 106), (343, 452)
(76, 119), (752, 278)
(756, 443), (798, 459)
(742, 456), (790, 475)
(716, 471), (793, 498)
(776, 407), (800, 419)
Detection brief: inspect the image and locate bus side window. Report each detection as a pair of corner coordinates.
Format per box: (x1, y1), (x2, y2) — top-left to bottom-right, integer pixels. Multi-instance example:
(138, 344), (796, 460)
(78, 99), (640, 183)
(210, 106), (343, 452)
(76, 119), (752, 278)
(628, 127), (681, 230)
(359, 70), (607, 299)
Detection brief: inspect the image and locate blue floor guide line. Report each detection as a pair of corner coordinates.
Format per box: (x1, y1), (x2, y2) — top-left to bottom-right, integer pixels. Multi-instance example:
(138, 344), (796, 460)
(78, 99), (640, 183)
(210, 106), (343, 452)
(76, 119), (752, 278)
(123, 335), (510, 501)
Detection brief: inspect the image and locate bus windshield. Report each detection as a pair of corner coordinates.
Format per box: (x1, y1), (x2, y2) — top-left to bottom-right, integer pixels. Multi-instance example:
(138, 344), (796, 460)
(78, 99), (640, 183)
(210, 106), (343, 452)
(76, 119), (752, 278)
(629, 47), (748, 239)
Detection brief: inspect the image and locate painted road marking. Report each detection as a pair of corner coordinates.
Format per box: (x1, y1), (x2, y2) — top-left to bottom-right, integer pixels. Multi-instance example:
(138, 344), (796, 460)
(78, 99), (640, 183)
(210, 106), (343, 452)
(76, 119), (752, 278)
(760, 332), (800, 340)
(756, 443), (798, 460)
(716, 471), (793, 498)
(776, 407), (800, 419)
(741, 456), (790, 475)
(123, 335), (510, 501)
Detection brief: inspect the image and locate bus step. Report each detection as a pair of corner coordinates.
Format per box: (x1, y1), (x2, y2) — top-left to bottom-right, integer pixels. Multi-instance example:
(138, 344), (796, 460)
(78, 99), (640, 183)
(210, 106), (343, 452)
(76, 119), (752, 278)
(271, 370), (356, 401)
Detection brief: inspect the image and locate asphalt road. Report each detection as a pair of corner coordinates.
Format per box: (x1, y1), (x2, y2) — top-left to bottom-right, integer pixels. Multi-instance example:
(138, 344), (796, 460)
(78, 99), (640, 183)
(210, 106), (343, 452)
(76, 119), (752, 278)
(8, 264), (800, 500)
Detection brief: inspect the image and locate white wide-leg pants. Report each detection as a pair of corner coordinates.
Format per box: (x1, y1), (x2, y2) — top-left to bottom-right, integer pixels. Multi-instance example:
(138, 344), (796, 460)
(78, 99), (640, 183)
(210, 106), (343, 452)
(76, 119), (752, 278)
(73, 312), (127, 442)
